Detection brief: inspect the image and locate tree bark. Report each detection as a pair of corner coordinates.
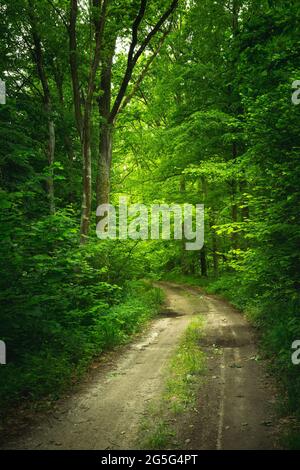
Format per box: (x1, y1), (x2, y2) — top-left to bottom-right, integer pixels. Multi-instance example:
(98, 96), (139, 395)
(69, 0), (83, 138)
(28, 0), (56, 214)
(47, 112), (56, 215)
(54, 71), (77, 201)
(231, 141), (238, 250)
(68, 0), (107, 243)
(200, 246), (208, 277)
(97, 124), (113, 206)
(240, 179), (249, 221)
(209, 211), (219, 277)
(96, 40), (114, 206)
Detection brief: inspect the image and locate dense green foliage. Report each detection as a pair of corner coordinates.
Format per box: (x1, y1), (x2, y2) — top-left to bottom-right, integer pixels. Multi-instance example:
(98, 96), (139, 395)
(0, 201), (163, 409)
(1, 0), (300, 444)
(112, 0), (300, 438)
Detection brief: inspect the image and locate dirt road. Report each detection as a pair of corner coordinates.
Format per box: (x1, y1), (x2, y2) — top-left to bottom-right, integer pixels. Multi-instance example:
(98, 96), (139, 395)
(169, 283), (278, 450)
(1, 282), (278, 450)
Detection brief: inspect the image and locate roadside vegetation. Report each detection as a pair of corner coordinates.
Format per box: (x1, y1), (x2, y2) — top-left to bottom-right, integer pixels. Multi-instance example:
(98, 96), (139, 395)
(0, 249), (163, 414)
(1, 0), (300, 448)
(162, 272), (300, 448)
(139, 316), (206, 449)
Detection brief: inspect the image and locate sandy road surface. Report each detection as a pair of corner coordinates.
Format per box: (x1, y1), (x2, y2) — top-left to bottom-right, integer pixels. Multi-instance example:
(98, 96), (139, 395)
(169, 283), (278, 450)
(0, 282), (278, 450)
(1, 283), (197, 450)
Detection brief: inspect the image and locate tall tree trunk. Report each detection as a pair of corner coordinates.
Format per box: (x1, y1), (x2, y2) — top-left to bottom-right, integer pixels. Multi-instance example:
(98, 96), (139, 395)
(200, 246), (208, 277)
(97, 124), (112, 206)
(80, 115), (92, 243)
(228, 2), (241, 250)
(55, 73), (76, 163)
(199, 177), (208, 276)
(54, 72), (78, 202)
(180, 174), (186, 193)
(28, 0), (56, 214)
(69, 0), (83, 139)
(231, 183), (238, 249)
(68, 0), (108, 243)
(47, 112), (56, 215)
(179, 174), (188, 272)
(231, 141), (238, 250)
(209, 211), (219, 277)
(240, 179), (249, 221)
(96, 42), (114, 206)
(232, 0), (240, 34)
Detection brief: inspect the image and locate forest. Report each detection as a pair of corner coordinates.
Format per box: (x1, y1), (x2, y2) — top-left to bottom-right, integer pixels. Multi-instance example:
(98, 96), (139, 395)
(0, 0), (300, 450)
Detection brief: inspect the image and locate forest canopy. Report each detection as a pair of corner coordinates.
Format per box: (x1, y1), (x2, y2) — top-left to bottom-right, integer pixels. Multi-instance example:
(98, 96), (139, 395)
(0, 0), (300, 444)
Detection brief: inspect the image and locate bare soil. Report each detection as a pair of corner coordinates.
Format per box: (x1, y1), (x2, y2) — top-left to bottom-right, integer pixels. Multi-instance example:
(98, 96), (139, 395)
(167, 283), (280, 450)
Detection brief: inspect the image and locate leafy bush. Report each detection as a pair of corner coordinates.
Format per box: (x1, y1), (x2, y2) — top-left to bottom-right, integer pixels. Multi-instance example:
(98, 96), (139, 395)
(0, 201), (163, 413)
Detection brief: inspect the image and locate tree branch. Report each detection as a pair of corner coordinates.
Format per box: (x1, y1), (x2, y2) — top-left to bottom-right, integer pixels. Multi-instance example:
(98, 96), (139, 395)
(69, 0), (83, 138)
(133, 0), (178, 66)
(109, 0), (178, 123)
(85, 0), (108, 110)
(119, 27), (171, 114)
(14, 71), (44, 98)
(27, 0), (51, 106)
(45, 0), (69, 29)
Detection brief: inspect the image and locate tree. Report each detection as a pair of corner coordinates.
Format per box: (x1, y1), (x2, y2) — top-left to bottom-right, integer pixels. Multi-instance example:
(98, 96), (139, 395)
(68, 0), (108, 243)
(28, 0), (56, 215)
(96, 0), (179, 207)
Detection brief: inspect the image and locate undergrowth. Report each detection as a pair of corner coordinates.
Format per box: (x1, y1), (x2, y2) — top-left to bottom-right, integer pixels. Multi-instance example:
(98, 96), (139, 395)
(0, 278), (163, 416)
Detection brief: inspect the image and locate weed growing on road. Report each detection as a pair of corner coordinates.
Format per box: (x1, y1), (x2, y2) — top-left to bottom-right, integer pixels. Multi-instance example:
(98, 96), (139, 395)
(138, 316), (206, 449)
